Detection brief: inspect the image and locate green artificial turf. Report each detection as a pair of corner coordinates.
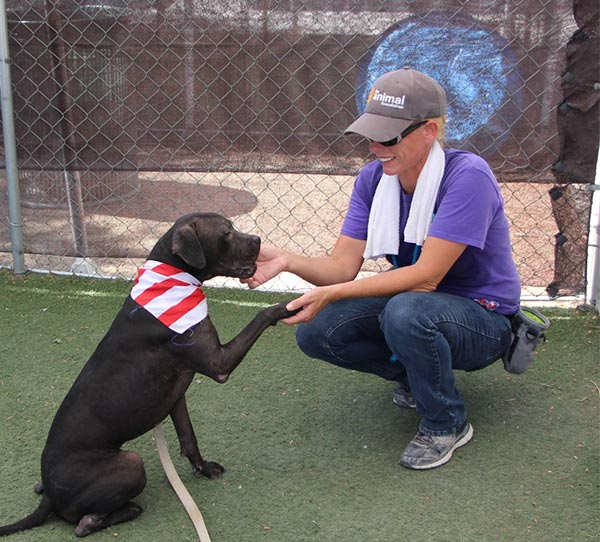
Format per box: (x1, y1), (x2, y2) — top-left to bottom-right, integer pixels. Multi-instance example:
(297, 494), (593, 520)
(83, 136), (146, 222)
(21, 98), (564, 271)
(0, 270), (598, 541)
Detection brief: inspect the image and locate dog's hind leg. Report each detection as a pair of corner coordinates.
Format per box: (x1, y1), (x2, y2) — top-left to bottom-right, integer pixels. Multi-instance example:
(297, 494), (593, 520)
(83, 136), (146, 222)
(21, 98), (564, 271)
(56, 450), (147, 537)
(75, 502), (143, 537)
(170, 395), (224, 479)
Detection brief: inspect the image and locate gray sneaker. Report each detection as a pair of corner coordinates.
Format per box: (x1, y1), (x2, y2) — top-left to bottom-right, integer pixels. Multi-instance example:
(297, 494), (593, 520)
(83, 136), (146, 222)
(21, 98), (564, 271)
(392, 385), (416, 409)
(399, 422), (474, 470)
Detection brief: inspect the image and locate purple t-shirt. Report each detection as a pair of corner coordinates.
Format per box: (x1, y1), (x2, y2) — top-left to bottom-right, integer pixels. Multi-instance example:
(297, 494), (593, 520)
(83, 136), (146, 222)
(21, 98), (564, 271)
(341, 149), (521, 315)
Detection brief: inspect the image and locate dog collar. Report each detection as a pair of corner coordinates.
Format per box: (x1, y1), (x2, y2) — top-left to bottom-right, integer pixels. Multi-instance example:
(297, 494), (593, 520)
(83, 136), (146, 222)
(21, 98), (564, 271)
(131, 260), (208, 334)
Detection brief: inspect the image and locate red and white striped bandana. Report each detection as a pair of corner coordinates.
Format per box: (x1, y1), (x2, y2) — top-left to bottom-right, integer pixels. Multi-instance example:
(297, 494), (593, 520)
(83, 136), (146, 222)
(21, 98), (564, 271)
(131, 260), (208, 334)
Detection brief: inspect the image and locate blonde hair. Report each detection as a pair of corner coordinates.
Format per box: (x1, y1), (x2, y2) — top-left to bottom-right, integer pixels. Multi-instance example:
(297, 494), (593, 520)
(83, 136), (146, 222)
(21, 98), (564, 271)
(429, 117), (446, 145)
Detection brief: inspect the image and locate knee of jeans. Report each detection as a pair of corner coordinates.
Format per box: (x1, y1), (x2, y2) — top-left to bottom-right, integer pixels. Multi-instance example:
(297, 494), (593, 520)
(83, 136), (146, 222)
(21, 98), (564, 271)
(296, 322), (324, 359)
(379, 292), (424, 338)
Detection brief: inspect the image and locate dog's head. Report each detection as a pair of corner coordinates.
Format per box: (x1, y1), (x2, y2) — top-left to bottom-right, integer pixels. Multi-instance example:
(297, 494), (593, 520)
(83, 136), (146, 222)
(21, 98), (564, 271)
(149, 213), (261, 281)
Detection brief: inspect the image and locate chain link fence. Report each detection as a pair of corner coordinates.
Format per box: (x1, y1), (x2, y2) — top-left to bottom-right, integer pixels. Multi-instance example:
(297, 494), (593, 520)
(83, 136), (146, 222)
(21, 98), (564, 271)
(1, 0), (598, 298)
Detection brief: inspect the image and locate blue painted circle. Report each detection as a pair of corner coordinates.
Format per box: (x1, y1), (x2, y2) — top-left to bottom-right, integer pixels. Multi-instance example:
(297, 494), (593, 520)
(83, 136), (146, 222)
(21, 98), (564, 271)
(356, 13), (520, 143)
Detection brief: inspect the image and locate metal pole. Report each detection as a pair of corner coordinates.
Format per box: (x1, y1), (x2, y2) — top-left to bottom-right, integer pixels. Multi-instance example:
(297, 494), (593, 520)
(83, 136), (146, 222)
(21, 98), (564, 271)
(44, 0), (89, 258)
(0, 0), (26, 274)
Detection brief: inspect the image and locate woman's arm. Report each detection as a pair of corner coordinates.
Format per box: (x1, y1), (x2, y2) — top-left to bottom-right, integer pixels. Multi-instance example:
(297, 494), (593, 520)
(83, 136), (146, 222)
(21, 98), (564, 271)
(283, 236), (467, 324)
(243, 235), (366, 288)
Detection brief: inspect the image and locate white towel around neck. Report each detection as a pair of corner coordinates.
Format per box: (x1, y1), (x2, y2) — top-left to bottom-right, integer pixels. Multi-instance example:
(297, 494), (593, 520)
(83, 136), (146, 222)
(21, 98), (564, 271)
(363, 140), (446, 260)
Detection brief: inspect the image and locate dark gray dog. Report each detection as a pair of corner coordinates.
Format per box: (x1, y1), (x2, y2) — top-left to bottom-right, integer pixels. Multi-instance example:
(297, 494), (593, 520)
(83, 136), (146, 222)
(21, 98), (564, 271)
(0, 212), (296, 538)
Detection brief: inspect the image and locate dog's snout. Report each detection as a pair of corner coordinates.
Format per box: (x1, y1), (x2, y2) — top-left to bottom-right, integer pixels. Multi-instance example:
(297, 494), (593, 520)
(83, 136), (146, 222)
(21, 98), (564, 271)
(243, 234), (260, 258)
(250, 234), (261, 250)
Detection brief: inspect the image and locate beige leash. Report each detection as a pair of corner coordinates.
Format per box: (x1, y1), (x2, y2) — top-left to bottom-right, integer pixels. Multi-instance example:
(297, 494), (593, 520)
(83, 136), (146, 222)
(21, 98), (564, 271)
(153, 423), (212, 542)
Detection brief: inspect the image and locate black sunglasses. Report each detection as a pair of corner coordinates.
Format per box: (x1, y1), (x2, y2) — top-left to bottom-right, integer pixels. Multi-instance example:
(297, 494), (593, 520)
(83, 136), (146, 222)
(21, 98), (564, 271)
(374, 121), (429, 147)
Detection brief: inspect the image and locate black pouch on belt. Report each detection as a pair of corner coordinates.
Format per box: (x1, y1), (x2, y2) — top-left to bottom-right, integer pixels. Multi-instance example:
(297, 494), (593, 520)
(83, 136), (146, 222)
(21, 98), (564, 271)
(502, 307), (550, 374)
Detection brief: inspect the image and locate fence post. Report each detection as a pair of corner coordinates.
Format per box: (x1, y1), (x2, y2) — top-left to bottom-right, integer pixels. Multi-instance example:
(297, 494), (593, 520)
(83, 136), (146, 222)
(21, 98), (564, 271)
(0, 0), (26, 274)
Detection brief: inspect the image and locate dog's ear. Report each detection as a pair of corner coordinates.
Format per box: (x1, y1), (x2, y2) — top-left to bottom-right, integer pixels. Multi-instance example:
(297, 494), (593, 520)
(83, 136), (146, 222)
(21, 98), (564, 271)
(171, 223), (207, 269)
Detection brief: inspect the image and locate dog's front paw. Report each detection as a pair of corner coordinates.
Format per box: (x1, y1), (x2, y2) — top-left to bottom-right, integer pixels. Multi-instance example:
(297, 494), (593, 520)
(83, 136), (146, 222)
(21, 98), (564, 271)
(267, 302), (301, 323)
(194, 461), (225, 479)
(281, 303), (301, 319)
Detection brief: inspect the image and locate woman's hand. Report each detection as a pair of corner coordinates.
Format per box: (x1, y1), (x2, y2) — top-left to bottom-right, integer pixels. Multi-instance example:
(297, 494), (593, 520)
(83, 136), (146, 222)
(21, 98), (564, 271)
(242, 244), (287, 289)
(281, 286), (336, 325)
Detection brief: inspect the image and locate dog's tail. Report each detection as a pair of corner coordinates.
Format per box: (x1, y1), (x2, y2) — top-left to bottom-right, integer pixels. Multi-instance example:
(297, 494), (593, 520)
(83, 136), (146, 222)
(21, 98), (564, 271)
(0, 494), (52, 536)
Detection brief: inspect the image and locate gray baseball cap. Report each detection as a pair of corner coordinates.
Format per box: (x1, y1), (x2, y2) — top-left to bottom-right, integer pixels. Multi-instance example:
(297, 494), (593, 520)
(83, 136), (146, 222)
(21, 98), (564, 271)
(345, 67), (447, 142)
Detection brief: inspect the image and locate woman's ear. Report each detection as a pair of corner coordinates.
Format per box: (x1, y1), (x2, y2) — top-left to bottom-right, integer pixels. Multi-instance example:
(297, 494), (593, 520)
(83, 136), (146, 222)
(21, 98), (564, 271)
(424, 120), (439, 142)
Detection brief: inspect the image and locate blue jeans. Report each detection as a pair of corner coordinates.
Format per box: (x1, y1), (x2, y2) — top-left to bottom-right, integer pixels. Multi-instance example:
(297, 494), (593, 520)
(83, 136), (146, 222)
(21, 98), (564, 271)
(295, 292), (513, 436)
